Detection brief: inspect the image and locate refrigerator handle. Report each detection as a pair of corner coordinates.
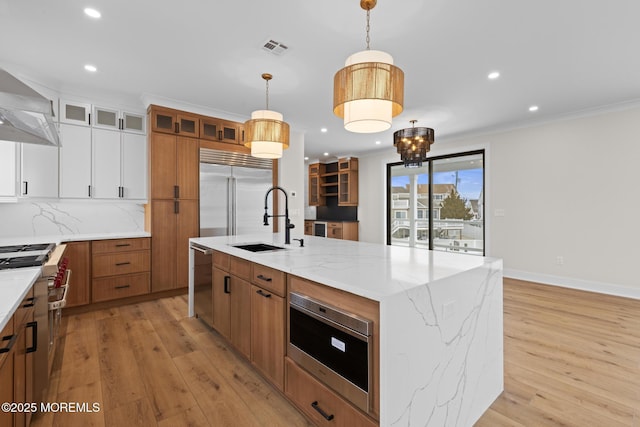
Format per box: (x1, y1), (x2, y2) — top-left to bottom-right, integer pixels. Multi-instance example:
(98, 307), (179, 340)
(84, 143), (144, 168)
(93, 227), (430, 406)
(230, 177), (237, 235)
(227, 176), (234, 235)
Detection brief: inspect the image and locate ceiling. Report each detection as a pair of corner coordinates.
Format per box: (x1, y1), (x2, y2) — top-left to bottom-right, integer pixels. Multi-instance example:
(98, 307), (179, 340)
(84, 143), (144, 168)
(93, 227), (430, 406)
(2, 0), (640, 161)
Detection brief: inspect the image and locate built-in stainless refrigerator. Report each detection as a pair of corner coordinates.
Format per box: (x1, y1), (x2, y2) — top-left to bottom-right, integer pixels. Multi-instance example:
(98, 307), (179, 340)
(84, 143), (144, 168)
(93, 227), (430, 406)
(199, 150), (273, 237)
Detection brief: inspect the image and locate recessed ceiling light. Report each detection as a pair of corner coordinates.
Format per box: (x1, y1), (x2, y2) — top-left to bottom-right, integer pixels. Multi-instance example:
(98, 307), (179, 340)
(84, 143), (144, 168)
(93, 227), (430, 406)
(84, 8), (101, 18)
(320, 128), (327, 133)
(323, 152), (329, 156)
(84, 64), (97, 72)
(304, 156), (309, 161)
(488, 71), (500, 80)
(375, 140), (381, 145)
(529, 105), (539, 112)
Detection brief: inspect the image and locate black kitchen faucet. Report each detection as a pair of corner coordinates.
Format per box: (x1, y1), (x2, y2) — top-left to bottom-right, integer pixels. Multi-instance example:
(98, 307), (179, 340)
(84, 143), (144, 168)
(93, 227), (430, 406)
(263, 186), (295, 245)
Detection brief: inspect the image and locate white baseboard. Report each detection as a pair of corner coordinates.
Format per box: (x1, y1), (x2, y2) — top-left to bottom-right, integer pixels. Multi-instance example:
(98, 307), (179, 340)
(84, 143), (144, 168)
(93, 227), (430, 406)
(503, 268), (640, 300)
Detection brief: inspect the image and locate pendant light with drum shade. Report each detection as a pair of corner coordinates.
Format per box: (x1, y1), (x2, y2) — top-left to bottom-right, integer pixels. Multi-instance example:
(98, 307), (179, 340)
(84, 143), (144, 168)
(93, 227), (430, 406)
(333, 0), (404, 133)
(393, 120), (435, 168)
(244, 73), (290, 159)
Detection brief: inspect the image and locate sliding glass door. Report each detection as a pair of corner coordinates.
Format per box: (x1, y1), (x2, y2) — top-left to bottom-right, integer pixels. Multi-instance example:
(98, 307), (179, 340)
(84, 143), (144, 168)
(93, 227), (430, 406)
(387, 150), (485, 255)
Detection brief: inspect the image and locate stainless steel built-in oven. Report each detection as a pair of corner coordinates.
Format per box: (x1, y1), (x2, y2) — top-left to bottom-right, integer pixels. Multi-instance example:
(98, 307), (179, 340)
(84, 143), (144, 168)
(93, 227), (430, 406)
(288, 292), (373, 415)
(313, 221), (327, 237)
(191, 243), (213, 327)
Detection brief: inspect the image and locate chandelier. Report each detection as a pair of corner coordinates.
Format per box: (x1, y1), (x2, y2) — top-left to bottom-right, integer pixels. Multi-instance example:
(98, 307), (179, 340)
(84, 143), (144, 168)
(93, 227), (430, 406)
(333, 0), (404, 133)
(393, 120), (435, 168)
(244, 73), (290, 159)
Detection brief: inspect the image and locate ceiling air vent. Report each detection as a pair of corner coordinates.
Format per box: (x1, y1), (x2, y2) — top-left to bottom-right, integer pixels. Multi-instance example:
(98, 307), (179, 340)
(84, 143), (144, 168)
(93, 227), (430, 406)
(262, 39), (289, 55)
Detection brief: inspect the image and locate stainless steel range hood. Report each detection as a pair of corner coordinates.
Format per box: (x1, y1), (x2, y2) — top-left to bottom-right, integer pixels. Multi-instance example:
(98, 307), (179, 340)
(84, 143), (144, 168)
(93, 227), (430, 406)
(0, 68), (60, 146)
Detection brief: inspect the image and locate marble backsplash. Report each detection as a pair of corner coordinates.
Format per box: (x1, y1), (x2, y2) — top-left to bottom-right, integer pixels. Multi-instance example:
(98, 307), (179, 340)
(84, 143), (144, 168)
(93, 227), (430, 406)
(0, 201), (145, 238)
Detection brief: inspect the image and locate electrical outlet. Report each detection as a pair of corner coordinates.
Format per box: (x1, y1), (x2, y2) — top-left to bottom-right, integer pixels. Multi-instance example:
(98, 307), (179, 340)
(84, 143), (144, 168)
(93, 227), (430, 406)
(555, 256), (564, 265)
(291, 191), (297, 197)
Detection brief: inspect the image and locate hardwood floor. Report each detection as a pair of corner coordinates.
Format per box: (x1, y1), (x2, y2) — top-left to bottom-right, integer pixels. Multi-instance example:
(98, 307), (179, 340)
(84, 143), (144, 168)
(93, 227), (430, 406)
(31, 295), (313, 427)
(476, 278), (640, 427)
(31, 278), (640, 426)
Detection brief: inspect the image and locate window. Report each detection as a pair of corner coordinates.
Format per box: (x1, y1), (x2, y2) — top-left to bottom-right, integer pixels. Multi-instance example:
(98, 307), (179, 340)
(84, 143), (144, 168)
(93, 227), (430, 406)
(386, 150), (485, 255)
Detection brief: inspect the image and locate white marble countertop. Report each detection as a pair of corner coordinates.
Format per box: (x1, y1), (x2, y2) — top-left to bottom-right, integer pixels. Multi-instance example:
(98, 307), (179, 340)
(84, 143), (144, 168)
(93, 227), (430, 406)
(0, 231), (150, 246)
(0, 267), (41, 331)
(190, 233), (499, 301)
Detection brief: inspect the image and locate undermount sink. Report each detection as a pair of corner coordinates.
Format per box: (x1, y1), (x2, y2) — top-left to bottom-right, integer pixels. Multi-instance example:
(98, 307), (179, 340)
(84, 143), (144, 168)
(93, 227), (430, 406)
(232, 243), (286, 252)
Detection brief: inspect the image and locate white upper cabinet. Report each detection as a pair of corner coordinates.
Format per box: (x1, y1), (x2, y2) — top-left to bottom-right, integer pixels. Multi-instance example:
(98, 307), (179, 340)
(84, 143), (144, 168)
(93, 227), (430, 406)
(91, 128), (122, 199)
(94, 106), (145, 134)
(120, 132), (147, 199)
(59, 123), (92, 198)
(20, 143), (59, 198)
(59, 99), (92, 126)
(91, 128), (147, 200)
(0, 141), (17, 199)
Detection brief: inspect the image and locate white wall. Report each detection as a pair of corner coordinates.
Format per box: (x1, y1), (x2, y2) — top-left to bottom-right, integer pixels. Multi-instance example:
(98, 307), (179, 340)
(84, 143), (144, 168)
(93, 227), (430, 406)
(358, 105), (640, 298)
(277, 130), (305, 242)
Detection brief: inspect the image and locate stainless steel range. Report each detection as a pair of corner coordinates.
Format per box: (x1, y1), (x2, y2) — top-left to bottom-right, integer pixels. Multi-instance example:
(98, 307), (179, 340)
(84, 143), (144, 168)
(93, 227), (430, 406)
(0, 243), (56, 269)
(0, 242), (68, 406)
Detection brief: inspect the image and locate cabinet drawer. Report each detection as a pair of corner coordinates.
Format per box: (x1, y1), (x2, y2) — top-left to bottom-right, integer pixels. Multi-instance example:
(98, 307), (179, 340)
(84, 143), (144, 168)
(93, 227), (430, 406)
(327, 222), (343, 229)
(285, 359), (377, 427)
(251, 263), (285, 297)
(92, 251), (150, 277)
(230, 256), (251, 281)
(92, 238), (150, 254)
(92, 272), (150, 302)
(213, 251), (230, 271)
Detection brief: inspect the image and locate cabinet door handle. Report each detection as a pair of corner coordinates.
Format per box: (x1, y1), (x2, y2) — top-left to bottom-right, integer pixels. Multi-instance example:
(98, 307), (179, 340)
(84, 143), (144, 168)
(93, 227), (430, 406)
(256, 274), (272, 282)
(115, 285), (130, 290)
(26, 321), (38, 353)
(115, 262), (131, 266)
(174, 200), (179, 214)
(0, 333), (17, 354)
(22, 181), (28, 195)
(119, 118), (124, 130)
(256, 289), (271, 298)
(88, 185), (92, 197)
(115, 243), (131, 247)
(174, 185), (179, 199)
(88, 113), (91, 126)
(23, 296), (35, 308)
(224, 276), (230, 294)
(311, 401), (334, 421)
(175, 122), (180, 133)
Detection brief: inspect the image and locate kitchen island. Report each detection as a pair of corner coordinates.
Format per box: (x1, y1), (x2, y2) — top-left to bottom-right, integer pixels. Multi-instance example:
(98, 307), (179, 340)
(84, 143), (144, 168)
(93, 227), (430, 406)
(188, 233), (503, 426)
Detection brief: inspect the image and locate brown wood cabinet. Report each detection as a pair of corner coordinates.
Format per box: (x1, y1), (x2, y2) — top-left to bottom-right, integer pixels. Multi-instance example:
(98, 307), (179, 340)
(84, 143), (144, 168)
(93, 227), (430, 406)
(63, 241), (91, 307)
(149, 106), (200, 293)
(327, 222), (359, 241)
(212, 255), (252, 359)
(0, 317), (14, 427)
(200, 117), (241, 144)
(285, 359), (377, 427)
(308, 163), (324, 206)
(0, 287), (36, 427)
(150, 105), (199, 138)
(304, 220), (313, 236)
(149, 133), (199, 200)
(150, 199), (198, 292)
(309, 158), (358, 207)
(338, 158), (358, 206)
(92, 238), (151, 302)
(250, 283), (285, 391)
